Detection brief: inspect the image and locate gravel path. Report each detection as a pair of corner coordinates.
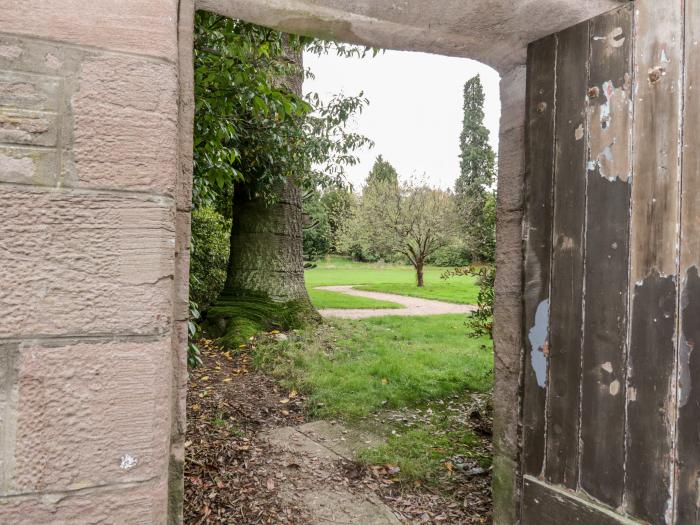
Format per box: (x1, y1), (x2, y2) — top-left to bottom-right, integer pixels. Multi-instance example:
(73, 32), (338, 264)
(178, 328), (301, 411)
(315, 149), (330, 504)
(316, 285), (477, 319)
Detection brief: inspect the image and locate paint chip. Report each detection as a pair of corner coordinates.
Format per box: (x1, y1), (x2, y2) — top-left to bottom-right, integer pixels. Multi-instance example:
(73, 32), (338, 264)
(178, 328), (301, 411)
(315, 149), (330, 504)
(609, 380), (620, 396)
(528, 299), (550, 388)
(601, 362), (613, 373)
(575, 124), (584, 141)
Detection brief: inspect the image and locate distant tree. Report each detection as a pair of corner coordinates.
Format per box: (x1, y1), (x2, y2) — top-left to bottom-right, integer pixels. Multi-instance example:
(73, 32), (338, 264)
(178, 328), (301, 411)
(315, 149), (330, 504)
(340, 176), (458, 286)
(366, 155), (399, 188)
(455, 75), (496, 262)
(303, 187), (355, 260)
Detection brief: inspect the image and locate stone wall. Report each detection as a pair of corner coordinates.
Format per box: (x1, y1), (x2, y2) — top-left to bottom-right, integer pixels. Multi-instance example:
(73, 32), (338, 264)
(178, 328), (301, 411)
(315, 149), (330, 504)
(0, 2), (182, 523)
(492, 66), (527, 525)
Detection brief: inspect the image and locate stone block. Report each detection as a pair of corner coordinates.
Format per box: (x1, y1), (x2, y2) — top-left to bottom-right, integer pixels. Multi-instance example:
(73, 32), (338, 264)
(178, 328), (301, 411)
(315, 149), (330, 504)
(170, 321), (189, 441)
(0, 186), (175, 338)
(173, 212), (191, 322)
(0, 478), (167, 524)
(499, 66), (527, 132)
(0, 36), (178, 196)
(72, 54), (178, 195)
(0, 0), (178, 62)
(0, 338), (170, 494)
(497, 124), (526, 214)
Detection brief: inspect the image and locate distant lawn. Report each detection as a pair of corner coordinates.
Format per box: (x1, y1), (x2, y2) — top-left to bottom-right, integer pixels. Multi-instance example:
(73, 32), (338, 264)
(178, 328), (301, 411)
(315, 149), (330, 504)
(305, 256), (479, 306)
(255, 314), (492, 419)
(355, 282), (478, 305)
(308, 287), (403, 310)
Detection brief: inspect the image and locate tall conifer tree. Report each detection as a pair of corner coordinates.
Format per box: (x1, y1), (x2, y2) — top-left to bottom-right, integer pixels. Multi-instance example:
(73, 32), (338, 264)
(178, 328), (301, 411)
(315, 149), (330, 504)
(454, 75), (496, 262)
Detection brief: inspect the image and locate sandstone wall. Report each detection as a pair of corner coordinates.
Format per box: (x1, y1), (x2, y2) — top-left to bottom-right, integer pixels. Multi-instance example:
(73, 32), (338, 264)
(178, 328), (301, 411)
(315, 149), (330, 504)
(0, 2), (185, 523)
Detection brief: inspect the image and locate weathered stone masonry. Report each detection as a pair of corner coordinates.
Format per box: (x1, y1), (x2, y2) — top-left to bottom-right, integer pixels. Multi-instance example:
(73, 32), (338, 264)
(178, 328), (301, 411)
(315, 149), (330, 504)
(0, 2), (181, 523)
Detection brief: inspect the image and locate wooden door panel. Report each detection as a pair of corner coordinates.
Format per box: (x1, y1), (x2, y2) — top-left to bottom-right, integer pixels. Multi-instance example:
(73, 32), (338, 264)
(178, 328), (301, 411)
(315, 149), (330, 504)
(522, 477), (641, 525)
(522, 33), (556, 478)
(624, 1), (683, 522)
(676, 2), (700, 522)
(521, 1), (690, 522)
(579, 5), (632, 508)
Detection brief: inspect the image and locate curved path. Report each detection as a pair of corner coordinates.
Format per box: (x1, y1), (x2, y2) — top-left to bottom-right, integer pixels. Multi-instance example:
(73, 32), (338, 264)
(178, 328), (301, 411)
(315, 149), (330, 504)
(316, 285), (477, 319)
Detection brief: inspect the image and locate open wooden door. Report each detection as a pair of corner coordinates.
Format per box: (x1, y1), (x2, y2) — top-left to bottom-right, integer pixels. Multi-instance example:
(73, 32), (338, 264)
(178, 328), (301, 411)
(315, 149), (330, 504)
(521, 1), (700, 523)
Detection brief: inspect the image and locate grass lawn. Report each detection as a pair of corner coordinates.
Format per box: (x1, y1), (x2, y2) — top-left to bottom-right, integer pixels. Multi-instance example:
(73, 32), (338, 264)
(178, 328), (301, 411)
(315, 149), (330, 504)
(253, 314), (493, 484)
(305, 256), (480, 306)
(307, 287), (403, 310)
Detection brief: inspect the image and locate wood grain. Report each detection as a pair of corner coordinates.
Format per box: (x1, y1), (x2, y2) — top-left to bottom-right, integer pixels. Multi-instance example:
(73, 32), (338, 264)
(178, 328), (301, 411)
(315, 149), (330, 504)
(522, 34), (557, 477)
(544, 19), (589, 489)
(579, 4), (632, 507)
(624, 1), (683, 522)
(675, 1), (700, 522)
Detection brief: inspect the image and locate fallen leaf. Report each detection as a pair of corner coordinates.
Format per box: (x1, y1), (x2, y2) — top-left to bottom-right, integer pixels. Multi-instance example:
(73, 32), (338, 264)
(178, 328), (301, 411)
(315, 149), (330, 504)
(280, 398), (290, 404)
(266, 478), (275, 490)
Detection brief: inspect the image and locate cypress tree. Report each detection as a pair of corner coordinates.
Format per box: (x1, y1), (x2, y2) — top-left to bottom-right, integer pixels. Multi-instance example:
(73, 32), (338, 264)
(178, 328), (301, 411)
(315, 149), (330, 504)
(454, 75), (496, 262)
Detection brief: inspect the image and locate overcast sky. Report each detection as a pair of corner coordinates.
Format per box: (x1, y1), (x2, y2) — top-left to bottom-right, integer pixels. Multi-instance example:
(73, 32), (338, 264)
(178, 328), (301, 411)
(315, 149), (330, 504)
(303, 49), (501, 191)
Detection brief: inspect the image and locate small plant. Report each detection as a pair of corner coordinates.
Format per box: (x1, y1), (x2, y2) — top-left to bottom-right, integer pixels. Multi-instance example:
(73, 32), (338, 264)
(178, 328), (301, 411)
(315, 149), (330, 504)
(443, 264), (495, 339)
(188, 301), (203, 368)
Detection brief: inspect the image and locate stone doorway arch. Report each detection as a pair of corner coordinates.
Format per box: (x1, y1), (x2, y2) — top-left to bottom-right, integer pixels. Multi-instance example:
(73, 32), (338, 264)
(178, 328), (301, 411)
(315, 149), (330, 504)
(0, 1), (635, 523)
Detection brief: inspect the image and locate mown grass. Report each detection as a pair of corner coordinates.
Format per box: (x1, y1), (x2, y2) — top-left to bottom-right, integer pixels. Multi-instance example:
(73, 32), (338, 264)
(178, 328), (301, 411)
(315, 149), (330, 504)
(253, 314), (493, 485)
(304, 256), (479, 306)
(254, 315), (492, 419)
(307, 287), (402, 310)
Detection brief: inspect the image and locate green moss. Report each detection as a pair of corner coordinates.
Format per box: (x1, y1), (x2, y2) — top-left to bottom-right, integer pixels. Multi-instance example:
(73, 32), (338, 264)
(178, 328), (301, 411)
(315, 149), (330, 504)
(207, 291), (319, 348)
(491, 454), (518, 525)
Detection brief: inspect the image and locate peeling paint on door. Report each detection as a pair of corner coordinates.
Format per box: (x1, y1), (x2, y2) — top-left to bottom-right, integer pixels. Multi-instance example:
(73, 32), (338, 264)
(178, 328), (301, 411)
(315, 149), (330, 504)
(528, 299), (550, 388)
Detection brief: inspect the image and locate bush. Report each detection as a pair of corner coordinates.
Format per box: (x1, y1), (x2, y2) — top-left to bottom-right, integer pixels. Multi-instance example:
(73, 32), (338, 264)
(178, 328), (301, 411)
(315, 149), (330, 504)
(426, 242), (470, 267)
(442, 264), (495, 338)
(190, 206), (231, 310)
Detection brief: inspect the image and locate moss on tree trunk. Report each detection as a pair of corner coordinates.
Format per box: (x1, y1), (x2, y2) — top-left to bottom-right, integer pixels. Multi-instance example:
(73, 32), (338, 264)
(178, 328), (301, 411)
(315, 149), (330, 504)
(209, 180), (318, 346)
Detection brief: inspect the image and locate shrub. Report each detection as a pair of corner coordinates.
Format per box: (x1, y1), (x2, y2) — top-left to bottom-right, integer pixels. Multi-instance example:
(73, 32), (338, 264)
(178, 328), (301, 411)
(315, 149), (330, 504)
(426, 242), (470, 267)
(190, 206), (231, 310)
(442, 264), (495, 338)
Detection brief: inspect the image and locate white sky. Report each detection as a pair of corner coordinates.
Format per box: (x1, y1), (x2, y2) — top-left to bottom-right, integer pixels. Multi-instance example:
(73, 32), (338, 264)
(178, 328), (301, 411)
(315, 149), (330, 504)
(303, 49), (501, 191)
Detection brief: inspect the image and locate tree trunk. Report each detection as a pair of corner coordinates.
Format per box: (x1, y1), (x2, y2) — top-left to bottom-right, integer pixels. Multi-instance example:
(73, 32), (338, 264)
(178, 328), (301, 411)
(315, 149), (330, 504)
(210, 38), (317, 343)
(224, 180), (313, 306)
(416, 260), (425, 287)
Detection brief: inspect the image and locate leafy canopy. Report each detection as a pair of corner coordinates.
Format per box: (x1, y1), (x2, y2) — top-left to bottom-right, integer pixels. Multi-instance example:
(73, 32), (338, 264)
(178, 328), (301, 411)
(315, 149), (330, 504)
(339, 166), (459, 284)
(193, 12), (374, 209)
